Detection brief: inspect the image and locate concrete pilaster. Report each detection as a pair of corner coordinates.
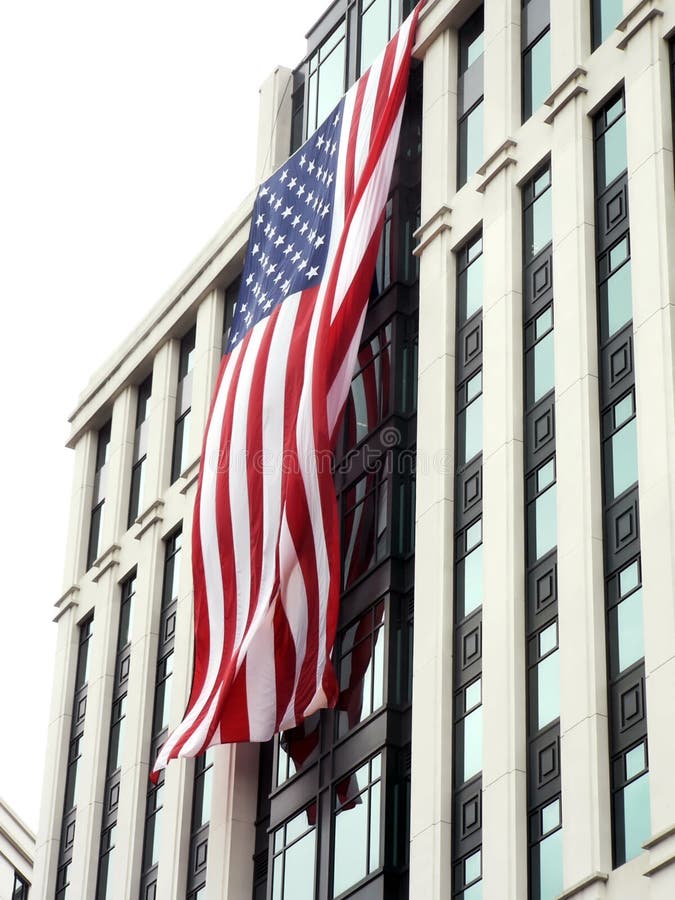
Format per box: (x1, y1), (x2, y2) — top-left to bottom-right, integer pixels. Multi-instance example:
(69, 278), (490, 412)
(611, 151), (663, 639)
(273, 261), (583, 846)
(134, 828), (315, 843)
(256, 66), (294, 183)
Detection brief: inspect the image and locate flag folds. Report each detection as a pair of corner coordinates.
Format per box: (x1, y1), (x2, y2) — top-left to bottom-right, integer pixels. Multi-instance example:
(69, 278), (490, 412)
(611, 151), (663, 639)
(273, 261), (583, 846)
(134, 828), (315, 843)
(152, 3), (422, 778)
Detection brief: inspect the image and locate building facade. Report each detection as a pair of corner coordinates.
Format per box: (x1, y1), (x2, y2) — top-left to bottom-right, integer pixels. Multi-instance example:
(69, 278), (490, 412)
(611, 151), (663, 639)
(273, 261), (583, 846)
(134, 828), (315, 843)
(34, 1), (675, 899)
(1, 799), (34, 900)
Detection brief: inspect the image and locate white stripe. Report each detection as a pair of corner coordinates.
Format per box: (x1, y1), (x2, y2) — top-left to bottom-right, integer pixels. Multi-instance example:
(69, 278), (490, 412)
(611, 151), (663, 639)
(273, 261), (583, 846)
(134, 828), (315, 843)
(153, 343), (243, 770)
(278, 511), (310, 730)
(327, 306), (368, 438)
(245, 603), (278, 740)
(354, 56), (382, 192)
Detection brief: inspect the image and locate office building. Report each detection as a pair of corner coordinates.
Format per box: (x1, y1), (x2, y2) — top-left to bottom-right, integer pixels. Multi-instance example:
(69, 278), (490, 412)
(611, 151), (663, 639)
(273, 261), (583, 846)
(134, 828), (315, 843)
(34, 0), (675, 898)
(1, 798), (34, 900)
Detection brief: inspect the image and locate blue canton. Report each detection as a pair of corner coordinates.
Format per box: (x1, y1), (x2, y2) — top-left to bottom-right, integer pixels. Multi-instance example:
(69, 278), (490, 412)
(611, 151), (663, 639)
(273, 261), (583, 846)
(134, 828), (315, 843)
(227, 99), (345, 353)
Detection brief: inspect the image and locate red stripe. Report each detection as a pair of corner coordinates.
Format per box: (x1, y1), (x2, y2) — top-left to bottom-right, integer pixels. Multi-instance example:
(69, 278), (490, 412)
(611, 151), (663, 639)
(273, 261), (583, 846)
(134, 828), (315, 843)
(344, 73), (369, 211)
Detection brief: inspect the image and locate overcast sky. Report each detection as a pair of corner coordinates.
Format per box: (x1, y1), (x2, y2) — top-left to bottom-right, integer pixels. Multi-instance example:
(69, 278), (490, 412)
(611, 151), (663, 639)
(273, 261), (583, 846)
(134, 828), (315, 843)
(0, 0), (329, 833)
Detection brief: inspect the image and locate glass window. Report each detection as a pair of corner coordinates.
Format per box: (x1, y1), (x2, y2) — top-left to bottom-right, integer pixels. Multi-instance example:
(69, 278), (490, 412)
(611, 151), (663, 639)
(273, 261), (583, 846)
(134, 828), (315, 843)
(523, 30), (551, 120)
(333, 756), (383, 896)
(607, 416), (638, 500)
(458, 247), (484, 322)
(592, 0), (623, 49)
(307, 24), (346, 135)
(459, 374), (483, 464)
(531, 483), (557, 561)
(336, 602), (385, 736)
(272, 811), (317, 900)
(87, 502), (104, 570)
(458, 102), (484, 187)
(537, 826), (563, 900)
(457, 544), (483, 618)
(617, 770), (650, 863)
(527, 321), (555, 405)
(601, 258), (632, 339)
(524, 183), (552, 261)
(142, 781), (164, 871)
(345, 324), (393, 446)
(107, 697), (126, 773)
(360, 0), (390, 73)
(537, 648), (560, 729)
(171, 410), (191, 482)
(153, 653), (174, 735)
(462, 699), (482, 781)
(96, 825), (116, 900)
(12, 872), (29, 900)
(610, 588), (644, 674)
(596, 114), (627, 191)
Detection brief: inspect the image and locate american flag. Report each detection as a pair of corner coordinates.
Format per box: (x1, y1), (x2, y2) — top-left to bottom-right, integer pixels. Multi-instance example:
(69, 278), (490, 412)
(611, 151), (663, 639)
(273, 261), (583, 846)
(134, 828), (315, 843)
(152, 4), (422, 777)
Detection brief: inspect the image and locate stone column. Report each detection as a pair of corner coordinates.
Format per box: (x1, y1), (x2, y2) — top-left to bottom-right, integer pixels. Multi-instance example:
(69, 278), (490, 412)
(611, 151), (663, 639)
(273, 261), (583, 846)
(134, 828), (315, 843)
(256, 66), (293, 183)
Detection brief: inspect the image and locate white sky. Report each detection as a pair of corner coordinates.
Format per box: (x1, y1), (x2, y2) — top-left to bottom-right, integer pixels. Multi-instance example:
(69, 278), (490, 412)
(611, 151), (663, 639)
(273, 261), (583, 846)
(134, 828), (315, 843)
(0, 0), (329, 833)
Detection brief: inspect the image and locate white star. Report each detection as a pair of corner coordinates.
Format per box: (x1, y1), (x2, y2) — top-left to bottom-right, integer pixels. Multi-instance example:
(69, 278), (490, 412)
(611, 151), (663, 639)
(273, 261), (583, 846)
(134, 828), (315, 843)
(317, 135), (325, 149)
(308, 160), (315, 174)
(291, 215), (301, 227)
(306, 191), (314, 205)
(313, 198), (318, 211)
(246, 273), (254, 285)
(263, 300), (273, 311)
(327, 173), (334, 187)
(282, 280), (291, 294)
(274, 271), (283, 284)
(258, 292), (267, 306)
(274, 235), (285, 247)
(297, 184), (305, 198)
(252, 242), (260, 255)
(333, 112), (340, 126)
(253, 283), (261, 298)
(317, 166), (323, 180)
(300, 221), (309, 235)
(268, 192), (276, 206)
(280, 169), (288, 182)
(298, 259), (308, 271)
(284, 243), (295, 256)
(309, 230), (316, 243)
(264, 223), (271, 236)
(256, 214), (264, 226)
(317, 203), (324, 216)
(331, 142), (337, 156)
(322, 170), (328, 184)
(269, 227), (276, 239)
(291, 251), (302, 263)
(260, 186), (269, 197)
(274, 198), (282, 210)
(267, 263), (277, 275)
(241, 303), (247, 312)
(282, 206), (293, 219)
(315, 234), (325, 249)
(323, 140), (331, 154)
(321, 204), (331, 218)
(299, 154), (306, 168)
(288, 176), (297, 189)
(306, 266), (319, 279)
(232, 331), (239, 342)
(245, 313), (253, 326)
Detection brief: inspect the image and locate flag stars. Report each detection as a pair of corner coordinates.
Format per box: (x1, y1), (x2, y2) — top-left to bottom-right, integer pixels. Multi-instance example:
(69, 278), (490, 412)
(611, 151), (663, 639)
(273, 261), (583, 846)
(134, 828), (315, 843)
(297, 184), (305, 198)
(274, 235), (285, 248)
(288, 176), (297, 189)
(280, 169), (288, 182)
(317, 135), (325, 150)
(256, 214), (264, 226)
(263, 299), (273, 311)
(300, 222), (309, 236)
(321, 204), (331, 218)
(246, 273), (254, 285)
(306, 191), (314, 205)
(306, 266), (319, 279)
(327, 173), (334, 188)
(298, 259), (308, 272)
(282, 206), (293, 219)
(291, 215), (301, 228)
(315, 234), (325, 249)
(308, 159), (315, 174)
(274, 271), (284, 284)
(284, 243), (295, 256)
(317, 166), (323, 180)
(269, 226), (276, 239)
(268, 192), (276, 206)
(299, 154), (306, 169)
(309, 229), (316, 243)
(260, 186), (269, 197)
(252, 242), (260, 255)
(333, 112), (340, 125)
(331, 142), (337, 156)
(291, 251), (302, 263)
(267, 263), (277, 276)
(274, 198), (282, 210)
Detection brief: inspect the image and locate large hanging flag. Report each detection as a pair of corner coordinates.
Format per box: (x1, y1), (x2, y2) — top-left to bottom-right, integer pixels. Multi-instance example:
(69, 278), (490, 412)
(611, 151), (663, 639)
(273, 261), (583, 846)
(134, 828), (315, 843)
(152, 2), (423, 778)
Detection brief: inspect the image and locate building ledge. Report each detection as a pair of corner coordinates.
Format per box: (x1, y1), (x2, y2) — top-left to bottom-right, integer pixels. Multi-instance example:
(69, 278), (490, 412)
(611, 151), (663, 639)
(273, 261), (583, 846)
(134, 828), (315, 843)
(179, 457), (201, 495)
(644, 822), (675, 876)
(557, 871), (609, 899)
(134, 499), (165, 540)
(617, 0), (664, 49)
(53, 585), (80, 622)
(412, 203), (452, 256)
(476, 138), (517, 193)
(91, 543), (121, 582)
(544, 66), (588, 125)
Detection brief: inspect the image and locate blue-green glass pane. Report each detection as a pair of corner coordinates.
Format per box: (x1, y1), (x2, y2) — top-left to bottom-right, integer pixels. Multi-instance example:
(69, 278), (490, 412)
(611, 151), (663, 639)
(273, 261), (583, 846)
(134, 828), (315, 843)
(458, 545), (484, 617)
(616, 589), (644, 672)
(464, 255), (483, 320)
(360, 0), (389, 73)
(598, 116), (627, 190)
(368, 781), (382, 872)
(610, 419), (638, 499)
(459, 103), (484, 186)
(597, 0), (623, 45)
(541, 798), (561, 834)
(523, 31), (551, 120)
(334, 792), (368, 895)
(535, 485), (557, 559)
(538, 828), (563, 900)
(461, 396), (483, 463)
(465, 850), (481, 883)
(463, 706), (482, 780)
(533, 332), (555, 402)
(537, 649), (560, 729)
(621, 773), (651, 862)
(529, 189), (553, 259)
(603, 261), (633, 338)
(626, 743), (646, 780)
(463, 884), (482, 900)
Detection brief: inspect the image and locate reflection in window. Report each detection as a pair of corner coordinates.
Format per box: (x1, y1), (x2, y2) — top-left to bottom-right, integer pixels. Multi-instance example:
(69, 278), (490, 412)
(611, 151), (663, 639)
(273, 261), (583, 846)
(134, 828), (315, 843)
(524, 169), (552, 261)
(333, 756), (383, 896)
(343, 466), (388, 587)
(360, 0), (400, 73)
(307, 23), (346, 136)
(336, 601), (385, 737)
(277, 712), (321, 788)
(345, 325), (393, 446)
(12, 872), (29, 900)
(272, 810), (317, 900)
(142, 776), (164, 872)
(523, 29), (551, 120)
(596, 97), (627, 191)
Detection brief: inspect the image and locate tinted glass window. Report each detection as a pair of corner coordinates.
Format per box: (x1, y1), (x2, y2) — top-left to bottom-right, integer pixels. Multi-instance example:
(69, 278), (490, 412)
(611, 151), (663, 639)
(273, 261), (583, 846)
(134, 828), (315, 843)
(608, 417), (638, 500)
(525, 185), (552, 261)
(457, 544), (483, 618)
(538, 826), (563, 900)
(618, 771), (650, 863)
(537, 649), (560, 728)
(597, 115), (627, 190)
(533, 484), (557, 560)
(458, 102), (484, 186)
(523, 30), (551, 120)
(593, 0), (623, 48)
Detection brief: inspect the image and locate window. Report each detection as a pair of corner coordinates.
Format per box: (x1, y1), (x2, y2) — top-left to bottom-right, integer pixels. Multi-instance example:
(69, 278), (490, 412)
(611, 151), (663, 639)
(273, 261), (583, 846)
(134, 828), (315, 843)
(271, 809), (317, 900)
(525, 306), (555, 405)
(457, 372), (483, 465)
(128, 376), (152, 526)
(458, 233), (483, 323)
(456, 520), (483, 619)
(96, 574), (134, 900)
(454, 848), (482, 899)
(306, 22), (346, 137)
(522, 0), (550, 120)
(187, 750), (215, 899)
(608, 560), (644, 676)
(533, 622), (560, 729)
(87, 420), (111, 569)
(528, 459), (557, 563)
(12, 871), (29, 900)
(171, 327), (196, 482)
(342, 464), (389, 588)
(592, 0), (623, 50)
(335, 600), (386, 737)
(523, 166), (552, 262)
(333, 755), (383, 896)
(457, 8), (484, 187)
(530, 799), (563, 900)
(360, 0), (402, 73)
(343, 324), (393, 445)
(222, 277), (241, 356)
(613, 741), (651, 864)
(603, 392), (638, 501)
(594, 95), (627, 192)
(141, 531), (182, 896)
(598, 235), (632, 341)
